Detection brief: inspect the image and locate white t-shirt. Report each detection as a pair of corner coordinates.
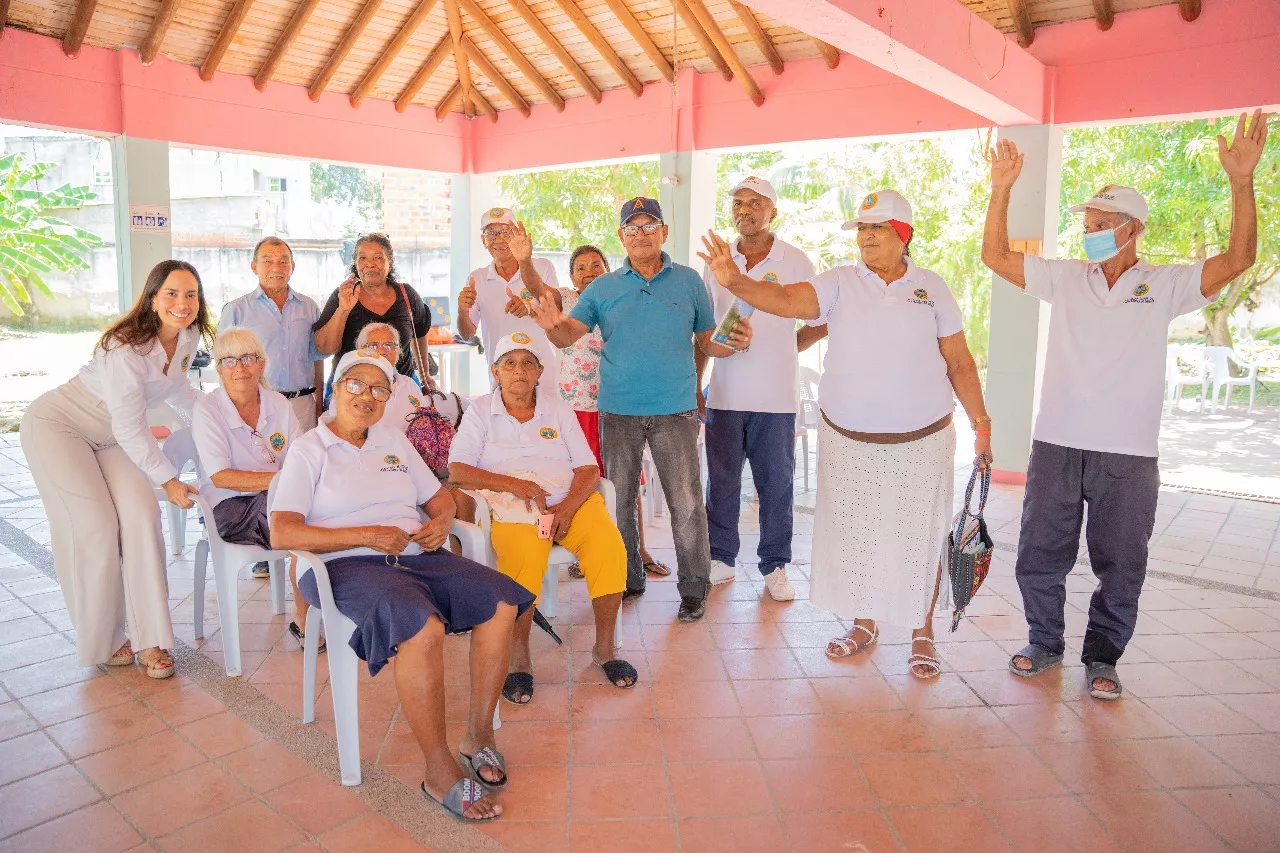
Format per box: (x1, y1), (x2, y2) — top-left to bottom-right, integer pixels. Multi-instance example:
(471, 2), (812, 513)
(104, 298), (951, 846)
(448, 390), (597, 505)
(193, 386), (301, 507)
(77, 327), (203, 485)
(466, 259), (561, 395)
(810, 260), (964, 433)
(701, 238), (816, 414)
(271, 421), (442, 560)
(1025, 255), (1209, 457)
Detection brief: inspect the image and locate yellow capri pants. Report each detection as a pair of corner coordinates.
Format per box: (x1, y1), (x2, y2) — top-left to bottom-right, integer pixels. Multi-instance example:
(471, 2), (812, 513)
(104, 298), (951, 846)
(490, 492), (627, 604)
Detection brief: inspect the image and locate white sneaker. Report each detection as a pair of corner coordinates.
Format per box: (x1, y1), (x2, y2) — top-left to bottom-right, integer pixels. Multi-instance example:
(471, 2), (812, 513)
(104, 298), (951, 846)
(763, 567), (795, 602)
(709, 559), (736, 585)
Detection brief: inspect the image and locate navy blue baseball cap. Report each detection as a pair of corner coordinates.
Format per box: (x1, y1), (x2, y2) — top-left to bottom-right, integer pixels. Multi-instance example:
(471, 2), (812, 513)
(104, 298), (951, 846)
(620, 196), (664, 226)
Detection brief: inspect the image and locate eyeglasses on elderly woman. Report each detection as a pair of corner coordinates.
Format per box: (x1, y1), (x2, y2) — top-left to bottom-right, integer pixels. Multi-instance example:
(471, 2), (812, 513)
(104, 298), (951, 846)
(217, 354), (264, 369)
(340, 377), (392, 402)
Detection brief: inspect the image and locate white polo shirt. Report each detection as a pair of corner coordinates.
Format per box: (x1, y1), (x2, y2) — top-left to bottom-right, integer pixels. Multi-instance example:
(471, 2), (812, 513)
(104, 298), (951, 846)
(271, 421), (441, 560)
(448, 390), (597, 505)
(701, 238), (816, 414)
(1025, 255), (1208, 457)
(810, 259), (964, 433)
(467, 259), (561, 394)
(193, 387), (300, 508)
(78, 327), (203, 486)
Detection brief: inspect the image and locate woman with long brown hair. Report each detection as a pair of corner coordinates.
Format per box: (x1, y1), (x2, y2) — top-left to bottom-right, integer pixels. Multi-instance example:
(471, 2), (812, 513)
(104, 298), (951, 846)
(20, 260), (214, 677)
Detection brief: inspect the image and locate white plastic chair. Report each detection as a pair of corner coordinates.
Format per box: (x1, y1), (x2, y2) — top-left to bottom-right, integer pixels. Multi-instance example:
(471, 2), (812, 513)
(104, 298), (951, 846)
(293, 517), (495, 787)
(1205, 346), (1258, 413)
(191, 492), (289, 676)
(1164, 345), (1208, 414)
(796, 368), (823, 491)
(153, 428), (200, 556)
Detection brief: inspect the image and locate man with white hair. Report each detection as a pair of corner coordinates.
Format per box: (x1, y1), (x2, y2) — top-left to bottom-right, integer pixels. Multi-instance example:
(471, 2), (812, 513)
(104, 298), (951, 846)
(982, 110), (1269, 701)
(695, 176), (826, 601)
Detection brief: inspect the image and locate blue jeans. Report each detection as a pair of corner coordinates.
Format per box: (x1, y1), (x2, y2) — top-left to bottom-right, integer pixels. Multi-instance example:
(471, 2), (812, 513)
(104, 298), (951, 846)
(704, 409), (795, 576)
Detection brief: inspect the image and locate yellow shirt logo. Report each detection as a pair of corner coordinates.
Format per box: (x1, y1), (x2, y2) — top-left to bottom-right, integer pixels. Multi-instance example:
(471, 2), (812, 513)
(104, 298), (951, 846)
(269, 432), (286, 451)
(1133, 284), (1149, 297)
(762, 272), (779, 283)
(539, 427), (558, 440)
(384, 454), (400, 465)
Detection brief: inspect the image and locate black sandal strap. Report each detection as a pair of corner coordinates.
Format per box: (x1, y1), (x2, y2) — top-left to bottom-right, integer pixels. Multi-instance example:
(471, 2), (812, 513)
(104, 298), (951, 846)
(502, 671), (534, 705)
(599, 659), (638, 689)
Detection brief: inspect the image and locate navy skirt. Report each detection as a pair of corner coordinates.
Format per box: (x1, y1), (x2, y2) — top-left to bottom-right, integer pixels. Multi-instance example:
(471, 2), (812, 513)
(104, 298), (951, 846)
(212, 492), (271, 549)
(298, 550), (534, 676)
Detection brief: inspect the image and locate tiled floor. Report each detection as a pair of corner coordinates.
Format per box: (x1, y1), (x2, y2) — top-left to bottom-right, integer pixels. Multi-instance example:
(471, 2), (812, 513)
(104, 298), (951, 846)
(2, 432), (1280, 852)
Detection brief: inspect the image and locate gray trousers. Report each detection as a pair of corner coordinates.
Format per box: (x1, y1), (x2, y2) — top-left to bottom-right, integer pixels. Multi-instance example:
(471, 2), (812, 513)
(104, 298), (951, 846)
(601, 411), (711, 600)
(1015, 440), (1159, 666)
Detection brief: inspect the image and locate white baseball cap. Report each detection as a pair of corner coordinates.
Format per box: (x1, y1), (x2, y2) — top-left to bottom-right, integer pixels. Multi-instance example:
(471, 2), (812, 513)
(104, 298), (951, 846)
(491, 332), (542, 365)
(729, 176), (777, 204)
(842, 189), (913, 230)
(335, 347), (397, 386)
(480, 207), (515, 228)
(1068, 185), (1148, 222)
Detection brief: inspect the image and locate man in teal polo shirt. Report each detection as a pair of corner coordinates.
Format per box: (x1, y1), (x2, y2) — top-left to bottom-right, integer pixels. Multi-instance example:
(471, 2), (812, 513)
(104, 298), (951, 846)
(529, 198), (752, 622)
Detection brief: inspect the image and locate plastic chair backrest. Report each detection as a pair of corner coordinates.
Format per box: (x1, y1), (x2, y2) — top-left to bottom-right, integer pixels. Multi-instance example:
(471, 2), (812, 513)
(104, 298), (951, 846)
(799, 367), (821, 404)
(1205, 346), (1234, 379)
(163, 427), (200, 478)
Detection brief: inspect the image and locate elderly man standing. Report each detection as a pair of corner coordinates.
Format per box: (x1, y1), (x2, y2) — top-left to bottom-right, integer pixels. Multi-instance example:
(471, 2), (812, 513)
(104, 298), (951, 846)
(982, 111), (1269, 701)
(696, 177), (826, 601)
(457, 208), (560, 396)
(220, 237), (324, 430)
(529, 198), (751, 622)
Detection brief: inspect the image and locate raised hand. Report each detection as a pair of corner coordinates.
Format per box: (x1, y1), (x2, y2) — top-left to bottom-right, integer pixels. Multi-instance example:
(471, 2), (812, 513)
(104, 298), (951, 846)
(697, 231), (741, 290)
(458, 274), (477, 313)
(337, 274), (360, 312)
(509, 221), (534, 264)
(504, 286), (530, 318)
(527, 294), (568, 332)
(990, 139), (1024, 188)
(1218, 109), (1270, 180)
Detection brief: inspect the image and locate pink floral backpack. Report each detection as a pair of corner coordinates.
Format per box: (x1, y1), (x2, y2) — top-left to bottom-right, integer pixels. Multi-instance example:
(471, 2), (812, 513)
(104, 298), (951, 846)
(405, 389), (463, 478)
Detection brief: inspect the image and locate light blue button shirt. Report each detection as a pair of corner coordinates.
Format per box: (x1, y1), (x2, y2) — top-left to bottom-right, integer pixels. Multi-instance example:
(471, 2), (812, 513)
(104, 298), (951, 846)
(219, 287), (324, 394)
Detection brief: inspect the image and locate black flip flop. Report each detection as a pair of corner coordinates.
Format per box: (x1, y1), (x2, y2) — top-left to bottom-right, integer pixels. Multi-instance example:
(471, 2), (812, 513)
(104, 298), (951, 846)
(502, 671), (534, 705)
(597, 659), (638, 689)
(288, 620), (326, 654)
(1009, 643), (1062, 677)
(643, 560), (671, 577)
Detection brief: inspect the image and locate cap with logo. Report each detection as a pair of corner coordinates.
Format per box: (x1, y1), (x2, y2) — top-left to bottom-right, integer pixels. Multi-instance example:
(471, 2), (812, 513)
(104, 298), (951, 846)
(480, 207), (515, 228)
(492, 331), (543, 365)
(842, 190), (913, 229)
(620, 197), (664, 226)
(335, 347), (398, 386)
(1068, 185), (1148, 222)
(729, 176), (777, 204)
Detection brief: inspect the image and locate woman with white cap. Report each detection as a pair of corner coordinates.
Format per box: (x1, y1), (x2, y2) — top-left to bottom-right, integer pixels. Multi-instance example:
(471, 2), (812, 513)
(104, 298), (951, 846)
(700, 190), (991, 678)
(270, 347), (533, 821)
(20, 259), (213, 678)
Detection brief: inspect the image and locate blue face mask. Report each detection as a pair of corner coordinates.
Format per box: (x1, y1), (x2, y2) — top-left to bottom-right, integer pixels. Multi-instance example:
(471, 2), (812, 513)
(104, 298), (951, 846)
(1083, 225), (1130, 262)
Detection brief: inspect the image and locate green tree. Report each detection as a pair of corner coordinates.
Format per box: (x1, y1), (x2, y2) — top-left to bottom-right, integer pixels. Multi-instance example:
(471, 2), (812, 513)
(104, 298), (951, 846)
(0, 152), (104, 318)
(496, 161), (660, 260)
(1060, 118), (1280, 346)
(310, 164), (382, 234)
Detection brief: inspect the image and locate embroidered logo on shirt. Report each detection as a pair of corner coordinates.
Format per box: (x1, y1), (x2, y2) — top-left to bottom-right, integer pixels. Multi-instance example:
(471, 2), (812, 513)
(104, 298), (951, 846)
(408, 395), (421, 408)
(520, 288), (533, 301)
(180, 355), (190, 371)
(1124, 283), (1155, 305)
(511, 332), (532, 345)
(269, 433), (286, 451)
(861, 193), (878, 210)
(762, 273), (779, 283)
(539, 427), (559, 440)
(384, 454), (400, 465)
(914, 288), (928, 300)
(908, 287), (935, 307)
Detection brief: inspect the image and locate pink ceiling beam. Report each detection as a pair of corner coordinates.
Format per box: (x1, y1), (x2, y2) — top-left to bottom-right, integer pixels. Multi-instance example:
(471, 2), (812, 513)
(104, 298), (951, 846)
(740, 0), (1046, 126)
(0, 27), (123, 134)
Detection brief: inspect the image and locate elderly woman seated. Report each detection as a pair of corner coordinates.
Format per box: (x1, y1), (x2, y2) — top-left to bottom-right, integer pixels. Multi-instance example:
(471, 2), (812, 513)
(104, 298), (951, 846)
(270, 348), (533, 822)
(448, 333), (637, 706)
(192, 327), (319, 648)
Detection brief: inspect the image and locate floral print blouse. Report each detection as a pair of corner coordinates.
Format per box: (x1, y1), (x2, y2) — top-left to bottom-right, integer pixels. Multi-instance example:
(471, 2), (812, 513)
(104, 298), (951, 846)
(557, 287), (604, 412)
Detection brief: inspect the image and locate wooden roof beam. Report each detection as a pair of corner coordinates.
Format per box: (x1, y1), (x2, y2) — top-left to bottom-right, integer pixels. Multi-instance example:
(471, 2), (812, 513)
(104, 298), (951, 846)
(683, 0), (761, 103)
(469, 85), (499, 123)
(308, 0), (382, 101)
(599, 0), (674, 83)
(730, 0), (782, 75)
(62, 0), (99, 57)
(140, 0), (182, 64)
(435, 81), (463, 120)
(551, 0), (642, 97)
(508, 0), (601, 103)
(1179, 0), (1201, 22)
(351, 0), (438, 107)
(463, 34), (530, 116)
(814, 38), (840, 69)
(675, 0), (732, 81)
(457, 0), (565, 112)
(394, 30), (451, 112)
(446, 0), (475, 117)
(1005, 0), (1034, 48)
(0, 0), (10, 42)
(1090, 0), (1114, 30)
(201, 0), (254, 80)
(256, 0), (319, 91)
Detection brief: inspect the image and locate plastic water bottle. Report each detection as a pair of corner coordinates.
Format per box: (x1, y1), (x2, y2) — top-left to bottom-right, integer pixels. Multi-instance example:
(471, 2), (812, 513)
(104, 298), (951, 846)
(712, 298), (755, 345)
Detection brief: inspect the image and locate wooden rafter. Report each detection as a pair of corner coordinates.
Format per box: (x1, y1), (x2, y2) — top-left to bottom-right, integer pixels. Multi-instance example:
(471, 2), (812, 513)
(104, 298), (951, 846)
(0, 0), (13, 41)
(814, 38), (839, 69)
(508, 0), (601, 103)
(469, 85), (499, 122)
(600, 0), (673, 83)
(730, 0), (781, 75)
(1091, 0), (1113, 30)
(675, 0), (731, 81)
(394, 31), (451, 112)
(1004, 0), (1034, 47)
(435, 81), (463, 120)
(457, 0), (566, 112)
(551, 0), (642, 97)
(308, 0), (382, 101)
(446, 0), (474, 118)
(256, 0), (319, 91)
(463, 34), (530, 116)
(1179, 0), (1201, 22)
(350, 0), (438, 107)
(201, 0), (254, 81)
(61, 0), (98, 57)
(683, 0), (761, 103)
(140, 0), (182, 64)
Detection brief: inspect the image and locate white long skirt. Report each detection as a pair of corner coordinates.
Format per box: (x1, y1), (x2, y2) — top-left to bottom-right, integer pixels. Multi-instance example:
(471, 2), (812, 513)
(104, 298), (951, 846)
(810, 419), (955, 630)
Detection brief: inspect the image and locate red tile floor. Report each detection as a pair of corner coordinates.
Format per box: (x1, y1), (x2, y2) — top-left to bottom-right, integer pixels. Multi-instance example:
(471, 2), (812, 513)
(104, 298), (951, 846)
(2, 434), (1280, 851)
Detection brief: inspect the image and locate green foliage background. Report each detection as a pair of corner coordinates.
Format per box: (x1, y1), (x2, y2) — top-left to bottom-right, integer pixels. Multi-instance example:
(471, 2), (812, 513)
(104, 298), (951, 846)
(310, 164), (383, 236)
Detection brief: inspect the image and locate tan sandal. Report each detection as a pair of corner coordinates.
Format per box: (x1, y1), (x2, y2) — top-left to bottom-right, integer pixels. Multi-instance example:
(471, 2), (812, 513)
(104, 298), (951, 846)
(908, 636), (941, 679)
(138, 649), (175, 680)
(826, 624), (879, 659)
(106, 642), (135, 667)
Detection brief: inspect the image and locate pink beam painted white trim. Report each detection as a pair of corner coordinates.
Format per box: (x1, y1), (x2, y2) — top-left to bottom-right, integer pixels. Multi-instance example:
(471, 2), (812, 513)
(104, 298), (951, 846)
(740, 0), (1046, 126)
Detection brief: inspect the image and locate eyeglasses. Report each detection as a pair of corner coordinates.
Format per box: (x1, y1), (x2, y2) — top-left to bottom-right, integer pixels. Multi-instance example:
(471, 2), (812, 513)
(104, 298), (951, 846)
(341, 377), (392, 402)
(621, 222), (662, 236)
(217, 354), (263, 369)
(248, 429), (277, 465)
(363, 342), (399, 353)
(481, 227), (512, 239)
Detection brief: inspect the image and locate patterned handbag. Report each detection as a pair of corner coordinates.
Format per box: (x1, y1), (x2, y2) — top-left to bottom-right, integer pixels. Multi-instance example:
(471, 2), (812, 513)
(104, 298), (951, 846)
(948, 456), (995, 632)
(405, 389), (462, 479)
